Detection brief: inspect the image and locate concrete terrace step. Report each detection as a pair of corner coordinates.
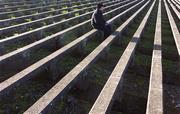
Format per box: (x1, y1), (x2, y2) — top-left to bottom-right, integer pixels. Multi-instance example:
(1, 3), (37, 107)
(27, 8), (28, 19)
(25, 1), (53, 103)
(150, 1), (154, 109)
(0, 0), (179, 114)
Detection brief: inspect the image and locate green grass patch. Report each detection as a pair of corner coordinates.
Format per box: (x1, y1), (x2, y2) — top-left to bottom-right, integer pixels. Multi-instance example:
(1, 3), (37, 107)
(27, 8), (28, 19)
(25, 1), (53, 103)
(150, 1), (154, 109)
(25, 18), (32, 22)
(75, 12), (79, 16)
(85, 41), (99, 53)
(162, 59), (178, 73)
(63, 31), (77, 45)
(62, 10), (68, 14)
(134, 52), (152, 66)
(31, 49), (52, 63)
(50, 8), (55, 11)
(5, 42), (28, 53)
(88, 63), (111, 86)
(73, 8), (79, 11)
(62, 6), (68, 9)
(0, 78), (54, 114)
(9, 14), (16, 19)
(59, 55), (82, 71)
(139, 40), (154, 49)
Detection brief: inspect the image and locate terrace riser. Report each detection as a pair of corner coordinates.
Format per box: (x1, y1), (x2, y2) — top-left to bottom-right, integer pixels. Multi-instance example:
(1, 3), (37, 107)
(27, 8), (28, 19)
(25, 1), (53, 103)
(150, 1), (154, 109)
(0, 1), (139, 69)
(0, 0), (130, 38)
(0, 0), (100, 27)
(0, 0), (76, 12)
(0, 1), (145, 110)
(0, 2), (50, 11)
(1, 0), (142, 77)
(0, 0), (179, 113)
(0, 0), (46, 7)
(0, 0), (94, 19)
(0, 0), (106, 28)
(0, 0), (130, 49)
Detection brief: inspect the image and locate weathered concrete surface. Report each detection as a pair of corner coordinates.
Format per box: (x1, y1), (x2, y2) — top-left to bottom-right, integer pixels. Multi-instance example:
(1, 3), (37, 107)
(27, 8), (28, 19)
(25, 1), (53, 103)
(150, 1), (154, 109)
(146, 0), (163, 114)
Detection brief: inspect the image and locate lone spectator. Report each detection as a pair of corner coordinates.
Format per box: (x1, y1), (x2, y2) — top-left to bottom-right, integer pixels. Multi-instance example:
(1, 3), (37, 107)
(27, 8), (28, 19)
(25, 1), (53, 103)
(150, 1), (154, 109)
(91, 3), (112, 38)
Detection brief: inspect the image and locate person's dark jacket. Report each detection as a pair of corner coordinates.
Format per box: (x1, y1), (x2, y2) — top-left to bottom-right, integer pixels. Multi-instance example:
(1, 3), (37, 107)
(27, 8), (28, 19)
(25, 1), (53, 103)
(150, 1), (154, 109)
(91, 9), (106, 30)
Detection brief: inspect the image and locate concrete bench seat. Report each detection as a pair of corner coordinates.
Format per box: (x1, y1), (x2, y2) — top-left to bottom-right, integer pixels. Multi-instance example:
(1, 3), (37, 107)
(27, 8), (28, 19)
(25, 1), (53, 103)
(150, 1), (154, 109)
(164, 0), (180, 57)
(0, 0), (137, 76)
(0, 0), (133, 56)
(0, 0), (179, 113)
(167, 0), (180, 20)
(0, 0), (105, 28)
(171, 0), (180, 11)
(0, 0), (73, 12)
(0, 1), (51, 12)
(0, 0), (92, 20)
(0, 3), (43, 12)
(146, 1), (163, 114)
(0, 0), (112, 36)
(89, 0), (155, 113)
(174, 0), (180, 5)
(0, 0), (144, 105)
(23, 1), (148, 113)
(0, 0), (42, 7)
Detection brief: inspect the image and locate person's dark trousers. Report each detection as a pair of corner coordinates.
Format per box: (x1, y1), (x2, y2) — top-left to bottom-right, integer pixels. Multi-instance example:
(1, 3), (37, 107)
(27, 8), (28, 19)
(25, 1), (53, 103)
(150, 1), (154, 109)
(100, 23), (112, 38)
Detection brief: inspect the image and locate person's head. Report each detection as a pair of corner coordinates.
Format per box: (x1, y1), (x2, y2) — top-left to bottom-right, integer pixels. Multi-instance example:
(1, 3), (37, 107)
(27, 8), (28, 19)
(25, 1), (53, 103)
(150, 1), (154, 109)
(97, 3), (104, 11)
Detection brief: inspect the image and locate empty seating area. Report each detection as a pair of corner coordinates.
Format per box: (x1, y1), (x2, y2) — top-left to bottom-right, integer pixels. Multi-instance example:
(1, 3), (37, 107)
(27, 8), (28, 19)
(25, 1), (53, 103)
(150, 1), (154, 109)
(0, 0), (179, 114)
